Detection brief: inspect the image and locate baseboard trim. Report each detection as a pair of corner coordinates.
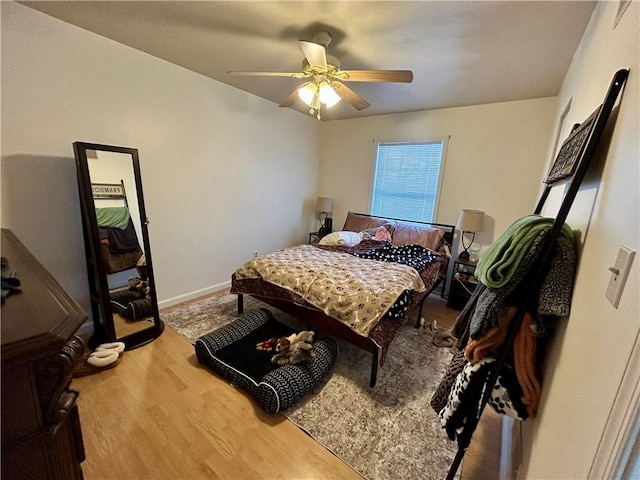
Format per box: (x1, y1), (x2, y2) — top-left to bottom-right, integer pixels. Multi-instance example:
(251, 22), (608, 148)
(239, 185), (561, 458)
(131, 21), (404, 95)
(157, 281), (231, 310)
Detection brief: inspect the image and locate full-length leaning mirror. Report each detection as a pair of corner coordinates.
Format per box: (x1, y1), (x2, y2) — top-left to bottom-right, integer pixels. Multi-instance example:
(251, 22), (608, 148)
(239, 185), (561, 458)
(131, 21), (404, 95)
(74, 142), (163, 349)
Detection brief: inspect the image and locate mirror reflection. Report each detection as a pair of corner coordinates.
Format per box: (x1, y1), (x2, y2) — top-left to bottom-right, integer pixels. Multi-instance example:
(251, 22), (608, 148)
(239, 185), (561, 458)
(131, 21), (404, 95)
(86, 150), (154, 339)
(74, 142), (163, 350)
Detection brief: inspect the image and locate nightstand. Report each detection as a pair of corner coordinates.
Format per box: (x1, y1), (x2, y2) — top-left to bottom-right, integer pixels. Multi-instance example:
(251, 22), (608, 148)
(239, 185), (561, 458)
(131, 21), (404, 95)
(309, 231), (320, 244)
(447, 257), (479, 310)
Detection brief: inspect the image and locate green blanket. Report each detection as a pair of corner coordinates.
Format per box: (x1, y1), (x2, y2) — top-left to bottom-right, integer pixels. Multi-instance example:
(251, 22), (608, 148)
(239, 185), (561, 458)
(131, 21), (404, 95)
(95, 207), (130, 229)
(475, 215), (574, 289)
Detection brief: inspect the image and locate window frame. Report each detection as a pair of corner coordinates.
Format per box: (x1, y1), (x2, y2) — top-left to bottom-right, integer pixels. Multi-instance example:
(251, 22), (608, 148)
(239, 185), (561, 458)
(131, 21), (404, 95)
(369, 138), (449, 223)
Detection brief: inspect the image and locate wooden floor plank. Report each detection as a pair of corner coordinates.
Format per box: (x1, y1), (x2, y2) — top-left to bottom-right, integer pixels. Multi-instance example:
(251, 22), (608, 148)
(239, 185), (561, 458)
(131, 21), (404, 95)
(74, 294), (499, 479)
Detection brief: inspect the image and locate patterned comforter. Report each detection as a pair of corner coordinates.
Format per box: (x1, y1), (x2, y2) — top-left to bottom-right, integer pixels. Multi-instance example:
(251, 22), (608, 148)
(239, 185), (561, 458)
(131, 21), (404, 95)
(233, 241), (446, 338)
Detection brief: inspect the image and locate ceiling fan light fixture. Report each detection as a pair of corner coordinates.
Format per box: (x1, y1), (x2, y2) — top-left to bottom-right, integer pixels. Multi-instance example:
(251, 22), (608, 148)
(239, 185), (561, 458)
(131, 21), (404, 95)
(297, 81), (339, 119)
(230, 31), (412, 118)
(297, 82), (318, 107)
(319, 81), (340, 108)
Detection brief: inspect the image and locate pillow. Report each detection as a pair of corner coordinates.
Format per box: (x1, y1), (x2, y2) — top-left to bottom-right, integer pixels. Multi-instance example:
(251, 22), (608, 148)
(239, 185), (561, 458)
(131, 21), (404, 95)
(318, 231), (362, 247)
(373, 226), (393, 242)
(392, 222), (445, 250)
(342, 212), (387, 232)
(359, 223), (395, 240)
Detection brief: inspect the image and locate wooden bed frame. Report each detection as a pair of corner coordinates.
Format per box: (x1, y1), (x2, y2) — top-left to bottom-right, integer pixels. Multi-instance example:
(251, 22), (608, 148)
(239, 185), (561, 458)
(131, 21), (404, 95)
(234, 214), (455, 388)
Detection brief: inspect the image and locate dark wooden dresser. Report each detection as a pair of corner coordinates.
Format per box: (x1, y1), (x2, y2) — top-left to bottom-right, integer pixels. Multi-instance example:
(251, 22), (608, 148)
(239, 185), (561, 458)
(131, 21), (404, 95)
(1, 229), (87, 479)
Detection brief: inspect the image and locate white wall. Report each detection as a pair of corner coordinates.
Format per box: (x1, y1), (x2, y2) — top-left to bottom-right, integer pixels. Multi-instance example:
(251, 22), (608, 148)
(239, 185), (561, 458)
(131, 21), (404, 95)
(519, 2), (639, 478)
(4, 5), (638, 475)
(1, 3), (319, 328)
(318, 97), (558, 254)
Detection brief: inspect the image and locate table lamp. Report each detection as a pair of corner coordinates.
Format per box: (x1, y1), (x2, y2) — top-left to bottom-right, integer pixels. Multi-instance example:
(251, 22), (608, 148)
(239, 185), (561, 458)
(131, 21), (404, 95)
(456, 209), (484, 260)
(316, 197), (333, 236)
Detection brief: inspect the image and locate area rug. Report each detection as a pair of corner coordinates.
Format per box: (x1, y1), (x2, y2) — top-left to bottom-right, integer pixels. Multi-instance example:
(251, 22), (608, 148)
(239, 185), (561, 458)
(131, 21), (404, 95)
(161, 294), (458, 480)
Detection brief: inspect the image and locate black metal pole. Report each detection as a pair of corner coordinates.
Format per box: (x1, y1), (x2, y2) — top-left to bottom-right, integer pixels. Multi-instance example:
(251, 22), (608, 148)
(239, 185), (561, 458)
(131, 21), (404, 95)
(446, 447), (467, 480)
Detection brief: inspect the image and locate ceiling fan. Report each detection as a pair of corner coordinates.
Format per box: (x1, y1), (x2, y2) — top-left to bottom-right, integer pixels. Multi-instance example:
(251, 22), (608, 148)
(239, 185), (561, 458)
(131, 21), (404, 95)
(228, 32), (413, 120)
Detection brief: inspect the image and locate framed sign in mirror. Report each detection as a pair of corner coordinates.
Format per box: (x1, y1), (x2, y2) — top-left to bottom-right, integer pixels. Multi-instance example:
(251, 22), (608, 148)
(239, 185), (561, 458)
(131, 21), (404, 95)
(74, 142), (164, 350)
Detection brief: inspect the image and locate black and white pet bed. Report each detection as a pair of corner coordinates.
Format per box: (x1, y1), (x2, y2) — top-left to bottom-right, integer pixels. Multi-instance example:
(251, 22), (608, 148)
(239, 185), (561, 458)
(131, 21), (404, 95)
(109, 289), (154, 321)
(195, 308), (337, 413)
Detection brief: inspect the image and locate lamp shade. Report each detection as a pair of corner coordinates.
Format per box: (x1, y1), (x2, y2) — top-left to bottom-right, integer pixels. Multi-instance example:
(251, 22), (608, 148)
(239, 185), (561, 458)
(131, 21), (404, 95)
(456, 209), (484, 232)
(316, 197), (333, 213)
(318, 82), (340, 107)
(298, 82), (318, 107)
(298, 81), (341, 114)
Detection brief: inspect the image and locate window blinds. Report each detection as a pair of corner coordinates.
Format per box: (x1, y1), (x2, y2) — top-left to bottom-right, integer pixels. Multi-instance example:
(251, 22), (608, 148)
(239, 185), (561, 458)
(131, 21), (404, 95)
(371, 141), (445, 223)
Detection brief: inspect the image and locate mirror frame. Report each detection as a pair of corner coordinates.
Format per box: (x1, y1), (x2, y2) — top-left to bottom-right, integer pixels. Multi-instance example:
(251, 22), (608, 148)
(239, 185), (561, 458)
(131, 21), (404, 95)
(74, 141), (163, 349)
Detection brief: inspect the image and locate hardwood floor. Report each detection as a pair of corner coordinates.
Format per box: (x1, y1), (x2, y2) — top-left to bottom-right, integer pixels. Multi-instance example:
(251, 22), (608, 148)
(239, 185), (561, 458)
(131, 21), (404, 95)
(113, 311), (155, 337)
(73, 294), (501, 479)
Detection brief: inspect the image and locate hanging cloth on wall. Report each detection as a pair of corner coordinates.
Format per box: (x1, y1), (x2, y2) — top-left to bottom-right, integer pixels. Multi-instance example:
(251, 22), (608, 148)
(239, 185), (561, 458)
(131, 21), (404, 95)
(432, 308), (542, 420)
(470, 220), (577, 340)
(104, 219), (140, 253)
(438, 357), (528, 448)
(432, 215), (577, 442)
(465, 308), (542, 417)
(95, 207), (141, 254)
(95, 206), (130, 229)
(475, 215), (574, 288)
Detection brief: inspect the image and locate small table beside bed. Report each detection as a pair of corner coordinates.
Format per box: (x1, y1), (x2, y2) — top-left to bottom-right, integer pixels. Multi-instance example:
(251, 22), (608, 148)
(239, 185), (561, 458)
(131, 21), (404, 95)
(230, 212), (455, 387)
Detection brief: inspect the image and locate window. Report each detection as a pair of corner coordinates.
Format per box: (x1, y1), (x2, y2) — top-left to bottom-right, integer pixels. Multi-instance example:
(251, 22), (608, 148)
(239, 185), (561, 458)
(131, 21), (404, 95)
(371, 141), (447, 223)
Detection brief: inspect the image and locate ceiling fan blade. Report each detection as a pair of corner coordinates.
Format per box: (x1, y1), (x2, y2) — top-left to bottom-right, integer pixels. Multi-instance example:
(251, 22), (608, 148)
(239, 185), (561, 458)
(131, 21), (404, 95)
(338, 70), (414, 83)
(228, 71), (299, 77)
(279, 85), (305, 108)
(298, 40), (327, 70)
(332, 81), (370, 111)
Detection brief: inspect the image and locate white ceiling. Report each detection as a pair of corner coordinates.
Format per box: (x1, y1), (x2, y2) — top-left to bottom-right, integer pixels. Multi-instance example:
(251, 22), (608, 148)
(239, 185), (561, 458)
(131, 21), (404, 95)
(21, 1), (596, 121)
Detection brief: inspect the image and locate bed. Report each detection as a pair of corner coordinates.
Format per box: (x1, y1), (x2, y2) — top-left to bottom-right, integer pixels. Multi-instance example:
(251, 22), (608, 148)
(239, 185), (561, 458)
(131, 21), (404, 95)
(230, 212), (455, 387)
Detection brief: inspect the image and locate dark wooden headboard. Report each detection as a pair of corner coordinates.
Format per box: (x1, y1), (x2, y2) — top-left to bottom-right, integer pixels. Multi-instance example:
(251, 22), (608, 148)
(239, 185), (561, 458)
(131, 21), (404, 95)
(349, 212), (455, 247)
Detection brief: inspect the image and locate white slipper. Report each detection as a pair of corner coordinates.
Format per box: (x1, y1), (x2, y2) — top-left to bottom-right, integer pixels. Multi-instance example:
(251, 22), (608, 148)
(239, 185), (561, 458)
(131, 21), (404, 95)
(95, 342), (125, 354)
(87, 350), (119, 367)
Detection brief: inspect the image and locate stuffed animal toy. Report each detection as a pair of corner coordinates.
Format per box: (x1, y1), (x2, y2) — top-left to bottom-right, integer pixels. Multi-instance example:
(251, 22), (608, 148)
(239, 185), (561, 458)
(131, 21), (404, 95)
(136, 254), (148, 280)
(287, 341), (315, 364)
(270, 336), (292, 365)
(293, 330), (315, 345)
(271, 331), (315, 365)
(128, 277), (151, 298)
(256, 337), (279, 351)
